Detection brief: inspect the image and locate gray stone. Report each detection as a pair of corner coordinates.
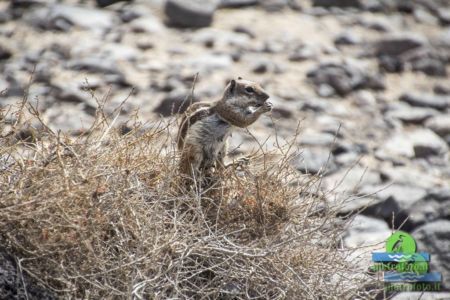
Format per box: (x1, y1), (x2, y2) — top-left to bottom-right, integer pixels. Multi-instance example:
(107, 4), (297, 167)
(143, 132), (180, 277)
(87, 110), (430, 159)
(380, 166), (440, 189)
(411, 58), (447, 77)
(313, 0), (362, 8)
(413, 220), (450, 290)
(219, 0), (259, 7)
(300, 132), (336, 147)
(373, 33), (427, 57)
(0, 44), (12, 60)
(307, 62), (385, 97)
(165, 0), (219, 28)
(385, 102), (436, 124)
(438, 8), (450, 25)
(45, 5), (116, 31)
(294, 147), (336, 175)
(400, 93), (450, 111)
(45, 103), (95, 133)
(68, 57), (123, 75)
(377, 129), (448, 159)
(334, 31), (361, 45)
(129, 17), (165, 34)
(426, 115), (450, 137)
(181, 54), (233, 74)
(344, 215), (390, 249)
(153, 91), (193, 117)
(358, 184), (427, 222)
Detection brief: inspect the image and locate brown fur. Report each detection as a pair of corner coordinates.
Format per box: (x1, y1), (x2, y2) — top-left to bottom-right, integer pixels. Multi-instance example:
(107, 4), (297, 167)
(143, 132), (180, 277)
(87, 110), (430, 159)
(177, 78), (272, 179)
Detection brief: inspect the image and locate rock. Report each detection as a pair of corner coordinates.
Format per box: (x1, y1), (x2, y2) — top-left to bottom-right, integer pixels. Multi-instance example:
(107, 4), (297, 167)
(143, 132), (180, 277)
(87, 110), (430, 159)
(378, 55), (404, 73)
(153, 91), (194, 117)
(129, 17), (165, 34)
(219, 0), (259, 8)
(400, 93), (450, 110)
(377, 128), (448, 159)
(181, 54), (233, 74)
(189, 28), (251, 48)
(312, 0), (362, 8)
(288, 44), (318, 62)
(96, 0), (127, 7)
(434, 84), (450, 95)
(0, 250), (56, 300)
(324, 166), (381, 201)
(32, 4), (116, 31)
(385, 102), (436, 124)
(294, 147), (336, 175)
(300, 131), (336, 147)
(425, 115), (450, 140)
(358, 184), (427, 225)
(373, 33), (427, 57)
(438, 8), (450, 25)
(68, 57), (123, 75)
(411, 58), (447, 77)
(0, 44), (12, 60)
(379, 166), (440, 189)
(45, 103), (95, 133)
(165, 0), (219, 28)
(307, 62), (385, 97)
(334, 31), (361, 46)
(344, 215), (390, 248)
(343, 215), (390, 270)
(413, 220), (450, 290)
(407, 189), (450, 229)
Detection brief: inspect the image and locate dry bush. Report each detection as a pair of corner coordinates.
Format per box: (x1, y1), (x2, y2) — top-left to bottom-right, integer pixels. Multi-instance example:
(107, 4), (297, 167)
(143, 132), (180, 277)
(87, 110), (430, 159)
(0, 98), (376, 299)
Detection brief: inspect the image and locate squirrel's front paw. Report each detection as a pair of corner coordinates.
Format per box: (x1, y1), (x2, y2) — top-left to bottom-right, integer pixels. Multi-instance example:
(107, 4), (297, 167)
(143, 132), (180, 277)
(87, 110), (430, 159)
(262, 101), (273, 113)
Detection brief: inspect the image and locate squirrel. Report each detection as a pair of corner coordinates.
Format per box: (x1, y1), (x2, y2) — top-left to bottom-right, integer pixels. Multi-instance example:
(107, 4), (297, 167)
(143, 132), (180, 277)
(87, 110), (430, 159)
(177, 77), (272, 179)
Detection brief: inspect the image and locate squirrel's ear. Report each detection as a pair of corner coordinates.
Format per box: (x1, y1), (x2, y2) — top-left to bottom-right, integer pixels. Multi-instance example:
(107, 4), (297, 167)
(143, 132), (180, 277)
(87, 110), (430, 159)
(229, 79), (236, 93)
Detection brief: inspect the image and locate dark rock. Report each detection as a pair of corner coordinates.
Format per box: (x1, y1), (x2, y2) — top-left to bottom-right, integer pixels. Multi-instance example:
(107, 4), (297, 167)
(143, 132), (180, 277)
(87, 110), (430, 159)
(307, 62), (385, 97)
(233, 26), (256, 38)
(0, 250), (56, 300)
(334, 31), (361, 46)
(294, 147), (336, 175)
(434, 84), (450, 95)
(400, 93), (450, 110)
(261, 0), (289, 12)
(358, 184), (427, 226)
(165, 0), (219, 28)
(153, 91), (195, 117)
(0, 45), (12, 60)
(411, 57), (447, 77)
(96, 0), (127, 7)
(219, 0), (259, 8)
(438, 8), (450, 25)
(378, 55), (404, 73)
(406, 189), (450, 229)
(373, 33), (427, 57)
(413, 220), (450, 290)
(312, 0), (361, 8)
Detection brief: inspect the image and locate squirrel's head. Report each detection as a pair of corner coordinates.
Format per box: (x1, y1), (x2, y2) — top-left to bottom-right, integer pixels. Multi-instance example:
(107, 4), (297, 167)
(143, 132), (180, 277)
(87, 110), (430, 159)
(221, 77), (270, 108)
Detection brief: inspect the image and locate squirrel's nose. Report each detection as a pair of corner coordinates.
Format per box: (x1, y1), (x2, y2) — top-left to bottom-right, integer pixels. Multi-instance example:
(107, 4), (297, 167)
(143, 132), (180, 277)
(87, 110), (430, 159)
(261, 92), (270, 101)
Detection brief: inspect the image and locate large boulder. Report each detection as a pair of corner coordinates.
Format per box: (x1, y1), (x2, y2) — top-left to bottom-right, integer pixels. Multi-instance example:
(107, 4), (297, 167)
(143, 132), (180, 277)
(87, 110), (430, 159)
(165, 0), (219, 28)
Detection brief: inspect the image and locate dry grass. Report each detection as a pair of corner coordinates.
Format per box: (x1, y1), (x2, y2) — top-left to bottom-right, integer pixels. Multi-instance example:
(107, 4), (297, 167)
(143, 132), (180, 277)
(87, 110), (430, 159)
(0, 95), (376, 299)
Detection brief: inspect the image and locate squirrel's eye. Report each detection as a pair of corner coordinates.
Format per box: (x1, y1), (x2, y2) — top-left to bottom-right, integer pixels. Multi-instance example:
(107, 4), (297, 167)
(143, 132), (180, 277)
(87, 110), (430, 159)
(245, 86), (255, 93)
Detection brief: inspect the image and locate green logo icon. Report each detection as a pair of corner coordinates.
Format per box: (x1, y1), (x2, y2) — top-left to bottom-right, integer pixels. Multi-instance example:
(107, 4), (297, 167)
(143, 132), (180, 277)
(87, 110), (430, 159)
(385, 231), (428, 274)
(386, 231), (416, 254)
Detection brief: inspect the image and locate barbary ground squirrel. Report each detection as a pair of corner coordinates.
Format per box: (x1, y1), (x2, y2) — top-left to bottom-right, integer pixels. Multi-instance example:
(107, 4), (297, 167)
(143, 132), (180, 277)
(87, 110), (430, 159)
(177, 77), (272, 179)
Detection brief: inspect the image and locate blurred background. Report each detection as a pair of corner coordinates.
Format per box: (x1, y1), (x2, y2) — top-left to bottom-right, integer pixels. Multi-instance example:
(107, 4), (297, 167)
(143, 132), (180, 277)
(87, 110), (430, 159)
(1, 0), (449, 295)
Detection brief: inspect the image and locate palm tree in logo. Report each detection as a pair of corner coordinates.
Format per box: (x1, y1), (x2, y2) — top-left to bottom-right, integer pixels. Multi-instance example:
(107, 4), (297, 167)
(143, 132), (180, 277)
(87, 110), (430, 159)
(392, 234), (405, 252)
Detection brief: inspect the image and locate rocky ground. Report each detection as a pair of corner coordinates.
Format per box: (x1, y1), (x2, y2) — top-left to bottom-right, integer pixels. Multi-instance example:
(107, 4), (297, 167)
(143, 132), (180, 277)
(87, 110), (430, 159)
(1, 0), (450, 298)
